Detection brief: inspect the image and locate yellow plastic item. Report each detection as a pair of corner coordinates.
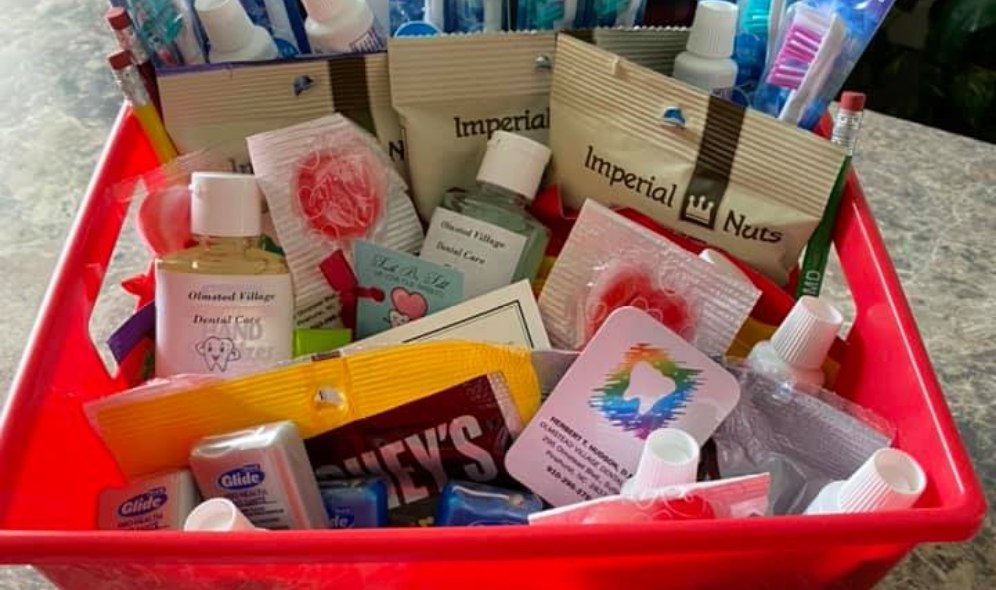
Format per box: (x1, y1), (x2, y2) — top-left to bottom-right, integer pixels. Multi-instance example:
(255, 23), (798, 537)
(88, 341), (541, 478)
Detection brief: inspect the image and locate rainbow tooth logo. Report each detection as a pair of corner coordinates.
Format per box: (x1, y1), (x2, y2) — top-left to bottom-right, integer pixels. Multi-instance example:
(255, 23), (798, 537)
(589, 343), (702, 439)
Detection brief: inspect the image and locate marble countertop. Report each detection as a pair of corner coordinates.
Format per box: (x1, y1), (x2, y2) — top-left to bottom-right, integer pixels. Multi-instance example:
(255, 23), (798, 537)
(0, 0), (992, 588)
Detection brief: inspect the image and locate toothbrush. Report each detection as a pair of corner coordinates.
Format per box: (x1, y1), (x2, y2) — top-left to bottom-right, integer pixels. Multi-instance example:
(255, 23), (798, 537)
(426, 0), (445, 30)
(766, 4), (847, 125)
(484, 0), (502, 31)
(535, 0), (576, 31)
(767, 0), (785, 58)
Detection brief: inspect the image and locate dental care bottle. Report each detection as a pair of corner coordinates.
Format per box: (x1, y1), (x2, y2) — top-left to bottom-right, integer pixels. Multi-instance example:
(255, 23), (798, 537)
(805, 448), (926, 515)
(746, 296), (842, 388)
(620, 428), (701, 497)
(420, 131), (552, 299)
(672, 0), (739, 98)
(196, 0), (279, 63)
(155, 172), (293, 378)
(302, 0), (387, 54)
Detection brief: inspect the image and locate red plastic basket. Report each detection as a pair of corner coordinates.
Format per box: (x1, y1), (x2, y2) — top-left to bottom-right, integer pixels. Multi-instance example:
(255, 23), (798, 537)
(0, 106), (985, 589)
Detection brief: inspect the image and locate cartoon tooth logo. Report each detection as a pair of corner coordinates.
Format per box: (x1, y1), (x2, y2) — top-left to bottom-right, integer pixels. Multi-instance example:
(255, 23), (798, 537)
(195, 336), (241, 372)
(589, 343), (701, 439)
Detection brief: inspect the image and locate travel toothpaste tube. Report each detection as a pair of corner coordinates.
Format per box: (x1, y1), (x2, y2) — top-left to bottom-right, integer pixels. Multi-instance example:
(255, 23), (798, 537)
(528, 472), (770, 525)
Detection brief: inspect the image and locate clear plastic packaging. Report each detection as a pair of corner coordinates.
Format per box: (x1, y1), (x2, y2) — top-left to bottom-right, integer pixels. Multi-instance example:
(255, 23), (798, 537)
(515, 0), (645, 30)
(538, 201), (761, 355)
(246, 115), (423, 328)
(751, 0), (895, 128)
(713, 360), (895, 515)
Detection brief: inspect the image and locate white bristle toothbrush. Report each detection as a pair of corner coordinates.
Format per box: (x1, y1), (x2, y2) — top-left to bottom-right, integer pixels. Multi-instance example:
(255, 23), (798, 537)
(766, 3), (847, 124)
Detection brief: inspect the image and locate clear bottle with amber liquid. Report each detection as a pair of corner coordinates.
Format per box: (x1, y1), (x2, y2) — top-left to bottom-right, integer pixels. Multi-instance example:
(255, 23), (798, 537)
(155, 172), (293, 377)
(420, 131), (551, 299)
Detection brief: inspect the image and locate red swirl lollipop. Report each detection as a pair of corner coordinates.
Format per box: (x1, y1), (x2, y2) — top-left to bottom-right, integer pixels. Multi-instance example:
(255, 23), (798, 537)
(293, 147), (386, 241)
(583, 263), (695, 344)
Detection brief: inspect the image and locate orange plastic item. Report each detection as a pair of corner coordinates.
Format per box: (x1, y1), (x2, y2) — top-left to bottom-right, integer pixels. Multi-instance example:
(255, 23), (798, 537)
(0, 107), (986, 589)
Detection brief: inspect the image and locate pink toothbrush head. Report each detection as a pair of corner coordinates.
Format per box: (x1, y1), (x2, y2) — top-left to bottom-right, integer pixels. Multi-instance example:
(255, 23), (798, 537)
(765, 5), (834, 90)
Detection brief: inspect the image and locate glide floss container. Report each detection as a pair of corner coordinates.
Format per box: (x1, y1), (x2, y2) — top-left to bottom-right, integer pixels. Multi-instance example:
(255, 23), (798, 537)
(302, 0), (387, 54)
(673, 0), (739, 97)
(184, 497), (260, 531)
(805, 448), (926, 515)
(620, 428), (700, 496)
(189, 421), (328, 529)
(98, 470), (200, 530)
(196, 0), (280, 63)
(746, 295), (843, 388)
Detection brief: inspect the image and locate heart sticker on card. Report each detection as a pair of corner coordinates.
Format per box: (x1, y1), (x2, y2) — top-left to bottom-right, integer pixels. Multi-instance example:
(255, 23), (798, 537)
(391, 288), (428, 321)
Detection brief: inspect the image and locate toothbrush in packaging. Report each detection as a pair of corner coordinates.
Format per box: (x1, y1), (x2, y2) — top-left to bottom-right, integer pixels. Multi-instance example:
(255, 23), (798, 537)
(753, 0), (895, 128)
(516, 0), (578, 30)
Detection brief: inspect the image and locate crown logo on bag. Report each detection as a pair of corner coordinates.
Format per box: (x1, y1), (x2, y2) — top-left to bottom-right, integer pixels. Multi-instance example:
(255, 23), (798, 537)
(682, 195), (716, 226)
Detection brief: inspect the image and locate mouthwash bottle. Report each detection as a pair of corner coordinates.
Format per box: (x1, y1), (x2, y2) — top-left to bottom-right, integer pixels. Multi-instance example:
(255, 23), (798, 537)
(420, 132), (551, 298)
(155, 172), (293, 377)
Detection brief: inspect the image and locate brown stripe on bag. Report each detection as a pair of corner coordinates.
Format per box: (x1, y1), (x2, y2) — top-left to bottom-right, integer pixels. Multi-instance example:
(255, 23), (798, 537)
(679, 96), (746, 230)
(328, 55), (377, 136)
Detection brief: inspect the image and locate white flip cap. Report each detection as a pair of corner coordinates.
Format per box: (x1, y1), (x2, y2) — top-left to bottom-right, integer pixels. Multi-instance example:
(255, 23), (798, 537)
(686, 0), (738, 59)
(184, 498), (259, 531)
(476, 131), (552, 201)
(196, 0), (255, 53)
(190, 172), (263, 237)
(770, 296), (843, 371)
(627, 428), (700, 494)
(699, 248), (751, 283)
(838, 448), (926, 513)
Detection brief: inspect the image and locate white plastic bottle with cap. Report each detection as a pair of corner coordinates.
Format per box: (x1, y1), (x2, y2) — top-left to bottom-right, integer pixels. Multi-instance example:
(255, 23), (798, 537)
(196, 0), (279, 63)
(620, 428), (701, 497)
(420, 131), (553, 298)
(154, 172), (293, 378)
(301, 0), (386, 54)
(805, 448), (926, 515)
(672, 0), (739, 97)
(746, 295), (843, 388)
(184, 498), (260, 531)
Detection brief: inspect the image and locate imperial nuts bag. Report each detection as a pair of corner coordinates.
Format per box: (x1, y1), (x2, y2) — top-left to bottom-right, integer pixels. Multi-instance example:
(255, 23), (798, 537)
(549, 35), (847, 283)
(389, 32), (556, 219)
(160, 53), (405, 175)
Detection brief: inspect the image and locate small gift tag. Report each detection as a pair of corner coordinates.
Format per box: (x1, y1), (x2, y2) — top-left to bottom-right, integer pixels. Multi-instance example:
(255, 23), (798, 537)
(505, 306), (740, 507)
(353, 241), (464, 339)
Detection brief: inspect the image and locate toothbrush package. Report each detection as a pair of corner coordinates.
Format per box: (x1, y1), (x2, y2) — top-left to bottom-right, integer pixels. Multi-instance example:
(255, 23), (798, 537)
(752, 0), (896, 129)
(389, 32), (556, 219)
(160, 53), (405, 174)
(516, 0), (648, 30)
(538, 201), (761, 355)
(86, 341), (542, 478)
(713, 361), (894, 515)
(247, 114), (423, 328)
(237, 0), (311, 56)
(549, 35), (846, 283)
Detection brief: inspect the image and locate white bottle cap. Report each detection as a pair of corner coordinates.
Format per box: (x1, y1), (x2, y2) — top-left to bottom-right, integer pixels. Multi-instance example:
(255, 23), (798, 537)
(184, 498), (259, 531)
(686, 0), (738, 59)
(302, 0), (346, 23)
(626, 428), (700, 494)
(837, 448), (926, 513)
(190, 172), (263, 237)
(770, 296), (843, 371)
(196, 0), (256, 53)
(699, 248), (751, 283)
(476, 131), (552, 201)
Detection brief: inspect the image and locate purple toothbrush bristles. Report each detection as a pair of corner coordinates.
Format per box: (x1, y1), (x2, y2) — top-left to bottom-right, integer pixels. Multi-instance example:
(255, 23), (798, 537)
(766, 6), (833, 90)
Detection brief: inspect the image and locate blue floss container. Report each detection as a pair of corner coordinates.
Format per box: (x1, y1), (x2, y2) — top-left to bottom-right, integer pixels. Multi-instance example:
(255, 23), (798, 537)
(435, 480), (543, 526)
(318, 477), (389, 529)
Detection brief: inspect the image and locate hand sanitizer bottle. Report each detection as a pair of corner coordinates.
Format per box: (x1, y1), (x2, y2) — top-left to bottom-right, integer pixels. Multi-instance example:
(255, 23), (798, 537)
(805, 448), (926, 515)
(155, 173), (293, 378)
(196, 0), (279, 63)
(746, 296), (843, 388)
(302, 0), (387, 54)
(672, 0), (739, 98)
(420, 131), (552, 299)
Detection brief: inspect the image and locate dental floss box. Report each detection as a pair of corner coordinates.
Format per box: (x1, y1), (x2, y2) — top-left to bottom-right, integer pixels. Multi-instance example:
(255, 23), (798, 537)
(189, 421), (328, 529)
(318, 477), (389, 528)
(97, 470), (200, 530)
(435, 480), (543, 526)
(505, 306), (741, 507)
